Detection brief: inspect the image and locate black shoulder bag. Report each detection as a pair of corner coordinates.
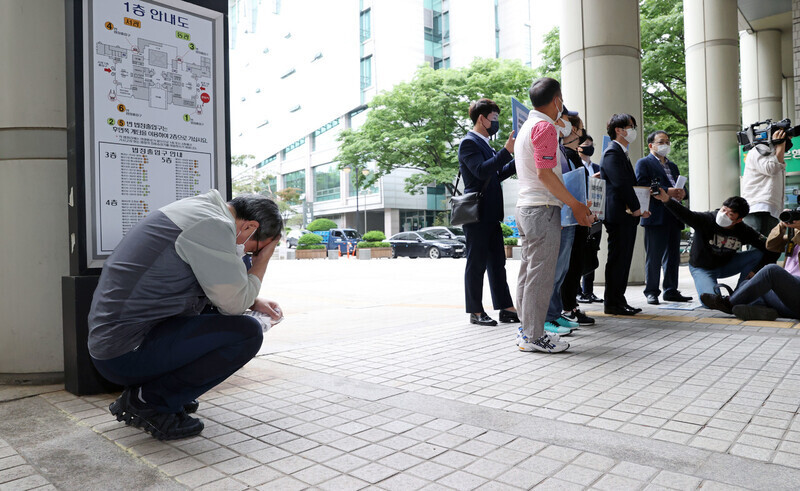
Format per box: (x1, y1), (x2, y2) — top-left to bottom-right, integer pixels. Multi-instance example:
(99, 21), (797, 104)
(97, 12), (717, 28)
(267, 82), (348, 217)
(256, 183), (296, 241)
(449, 171), (490, 226)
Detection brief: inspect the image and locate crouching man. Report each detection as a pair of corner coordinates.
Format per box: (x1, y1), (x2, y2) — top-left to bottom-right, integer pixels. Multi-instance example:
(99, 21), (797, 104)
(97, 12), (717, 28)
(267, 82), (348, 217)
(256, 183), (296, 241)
(88, 190), (283, 440)
(651, 189), (775, 301)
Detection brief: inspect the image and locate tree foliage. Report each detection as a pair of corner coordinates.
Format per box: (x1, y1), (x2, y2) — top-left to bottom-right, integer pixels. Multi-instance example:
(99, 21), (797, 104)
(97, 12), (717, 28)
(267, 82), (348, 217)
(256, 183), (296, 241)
(534, 27), (561, 81)
(336, 58), (536, 195)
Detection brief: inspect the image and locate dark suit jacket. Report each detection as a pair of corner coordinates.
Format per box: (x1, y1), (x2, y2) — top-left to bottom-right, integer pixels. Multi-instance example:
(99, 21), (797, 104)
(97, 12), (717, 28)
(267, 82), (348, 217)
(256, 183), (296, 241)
(457, 132), (515, 222)
(635, 153), (688, 228)
(600, 141), (640, 225)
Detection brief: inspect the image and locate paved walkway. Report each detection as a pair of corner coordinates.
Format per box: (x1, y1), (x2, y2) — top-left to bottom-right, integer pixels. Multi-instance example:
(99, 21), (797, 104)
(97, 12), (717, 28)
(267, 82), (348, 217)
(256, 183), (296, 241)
(2, 258), (800, 490)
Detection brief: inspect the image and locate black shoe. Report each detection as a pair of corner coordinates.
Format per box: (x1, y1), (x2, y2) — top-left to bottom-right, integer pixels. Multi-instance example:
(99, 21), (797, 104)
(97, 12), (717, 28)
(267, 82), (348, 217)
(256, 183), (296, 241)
(700, 293), (733, 314)
(588, 293), (603, 303)
(625, 305), (642, 314)
(732, 304), (778, 321)
(604, 305), (635, 316)
(646, 294), (660, 305)
(564, 309), (595, 325)
(498, 310), (520, 323)
(470, 312), (497, 326)
(110, 388), (204, 441)
(663, 292), (693, 302)
(184, 400), (199, 414)
(577, 293), (592, 304)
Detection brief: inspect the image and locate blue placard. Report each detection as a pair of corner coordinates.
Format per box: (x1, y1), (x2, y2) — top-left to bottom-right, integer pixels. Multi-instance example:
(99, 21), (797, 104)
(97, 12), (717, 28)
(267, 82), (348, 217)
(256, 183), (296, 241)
(561, 168), (587, 226)
(602, 135), (611, 155)
(511, 97), (530, 136)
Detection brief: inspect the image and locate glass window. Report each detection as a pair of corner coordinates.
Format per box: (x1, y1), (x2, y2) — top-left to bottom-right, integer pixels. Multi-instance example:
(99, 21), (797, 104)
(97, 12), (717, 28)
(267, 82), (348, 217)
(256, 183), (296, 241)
(360, 9), (371, 42)
(313, 163), (340, 202)
(284, 170), (305, 196)
(348, 165), (379, 196)
(360, 56), (372, 89)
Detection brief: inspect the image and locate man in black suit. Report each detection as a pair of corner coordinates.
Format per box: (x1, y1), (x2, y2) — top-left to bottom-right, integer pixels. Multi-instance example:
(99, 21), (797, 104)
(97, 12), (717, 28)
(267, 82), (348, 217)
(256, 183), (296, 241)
(458, 98), (518, 326)
(635, 130), (692, 305)
(600, 114), (650, 315)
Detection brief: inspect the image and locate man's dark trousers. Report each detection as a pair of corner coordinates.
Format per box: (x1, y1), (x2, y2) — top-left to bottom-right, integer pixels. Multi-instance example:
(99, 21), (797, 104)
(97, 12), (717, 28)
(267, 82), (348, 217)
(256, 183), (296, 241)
(464, 220), (513, 313)
(604, 221), (638, 308)
(92, 313), (263, 413)
(643, 224), (681, 298)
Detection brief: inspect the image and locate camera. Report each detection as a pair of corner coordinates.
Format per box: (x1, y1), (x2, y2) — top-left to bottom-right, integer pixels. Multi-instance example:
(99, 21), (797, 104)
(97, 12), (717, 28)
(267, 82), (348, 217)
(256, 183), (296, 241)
(779, 192), (800, 223)
(649, 179), (661, 196)
(737, 118), (800, 153)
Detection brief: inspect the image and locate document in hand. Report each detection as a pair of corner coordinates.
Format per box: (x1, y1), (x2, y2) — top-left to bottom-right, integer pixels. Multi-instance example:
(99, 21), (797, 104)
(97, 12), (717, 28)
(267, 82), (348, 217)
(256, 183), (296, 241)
(588, 177), (605, 221)
(243, 309), (284, 333)
(561, 168), (587, 226)
(630, 186), (651, 215)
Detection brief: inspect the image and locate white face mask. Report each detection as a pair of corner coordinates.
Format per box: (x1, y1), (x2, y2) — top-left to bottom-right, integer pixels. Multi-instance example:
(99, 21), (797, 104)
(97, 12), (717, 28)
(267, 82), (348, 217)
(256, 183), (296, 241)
(558, 120), (572, 138)
(235, 227), (257, 257)
(715, 209), (733, 228)
(655, 144), (671, 157)
(623, 128), (637, 143)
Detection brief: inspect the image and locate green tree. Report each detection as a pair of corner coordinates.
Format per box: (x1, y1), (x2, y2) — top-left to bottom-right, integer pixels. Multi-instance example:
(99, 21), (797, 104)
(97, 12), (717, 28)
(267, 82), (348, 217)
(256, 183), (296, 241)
(640, 0), (687, 176)
(534, 26), (561, 81)
(336, 58), (536, 195)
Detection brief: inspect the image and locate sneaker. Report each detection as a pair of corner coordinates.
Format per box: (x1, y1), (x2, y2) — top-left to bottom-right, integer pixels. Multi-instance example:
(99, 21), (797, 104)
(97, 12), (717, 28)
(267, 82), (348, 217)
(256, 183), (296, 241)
(564, 309), (595, 326)
(519, 333), (570, 353)
(555, 315), (579, 328)
(110, 388), (204, 441)
(732, 304), (779, 321)
(588, 293), (603, 303)
(700, 293), (733, 314)
(577, 293), (592, 304)
(544, 321), (572, 336)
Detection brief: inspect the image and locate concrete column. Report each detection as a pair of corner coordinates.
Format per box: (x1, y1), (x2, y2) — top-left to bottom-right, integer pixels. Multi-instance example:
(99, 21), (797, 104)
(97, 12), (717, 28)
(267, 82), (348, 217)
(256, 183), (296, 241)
(0, 0), (69, 378)
(384, 208), (399, 236)
(684, 0), (740, 211)
(560, 0), (645, 284)
(741, 30), (783, 124)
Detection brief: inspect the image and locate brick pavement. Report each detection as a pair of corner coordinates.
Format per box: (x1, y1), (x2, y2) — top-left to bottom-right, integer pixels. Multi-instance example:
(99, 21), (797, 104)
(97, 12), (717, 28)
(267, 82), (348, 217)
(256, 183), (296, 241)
(1, 259), (799, 490)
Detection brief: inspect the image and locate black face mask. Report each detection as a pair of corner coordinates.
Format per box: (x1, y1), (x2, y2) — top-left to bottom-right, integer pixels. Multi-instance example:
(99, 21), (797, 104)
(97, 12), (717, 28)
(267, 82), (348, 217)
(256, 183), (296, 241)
(485, 119), (499, 136)
(580, 145), (595, 156)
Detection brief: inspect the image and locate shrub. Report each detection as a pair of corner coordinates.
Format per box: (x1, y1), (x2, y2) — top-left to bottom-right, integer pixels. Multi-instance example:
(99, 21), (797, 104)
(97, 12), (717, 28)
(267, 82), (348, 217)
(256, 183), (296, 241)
(357, 241), (391, 248)
(307, 218), (337, 232)
(503, 237), (518, 246)
(500, 222), (514, 238)
(297, 233), (323, 249)
(362, 230), (386, 242)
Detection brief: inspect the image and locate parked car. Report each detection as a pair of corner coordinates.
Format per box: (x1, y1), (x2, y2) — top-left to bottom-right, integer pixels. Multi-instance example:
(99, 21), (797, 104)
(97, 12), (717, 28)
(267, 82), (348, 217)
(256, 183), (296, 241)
(313, 228), (362, 253)
(285, 230), (309, 248)
(419, 226), (466, 244)
(388, 231), (465, 259)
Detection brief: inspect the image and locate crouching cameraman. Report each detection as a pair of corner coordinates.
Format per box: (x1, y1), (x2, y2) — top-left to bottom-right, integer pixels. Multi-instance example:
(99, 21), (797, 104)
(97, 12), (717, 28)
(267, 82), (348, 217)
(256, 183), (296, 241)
(701, 214), (800, 321)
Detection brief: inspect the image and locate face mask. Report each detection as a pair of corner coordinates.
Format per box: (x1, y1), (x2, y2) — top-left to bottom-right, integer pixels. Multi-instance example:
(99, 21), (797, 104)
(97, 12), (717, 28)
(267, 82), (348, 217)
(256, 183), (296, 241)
(580, 145), (595, 156)
(655, 144), (671, 157)
(486, 119), (499, 136)
(623, 128), (637, 143)
(715, 209), (733, 228)
(555, 97), (564, 117)
(578, 129), (588, 145)
(235, 227), (257, 257)
(558, 120), (572, 138)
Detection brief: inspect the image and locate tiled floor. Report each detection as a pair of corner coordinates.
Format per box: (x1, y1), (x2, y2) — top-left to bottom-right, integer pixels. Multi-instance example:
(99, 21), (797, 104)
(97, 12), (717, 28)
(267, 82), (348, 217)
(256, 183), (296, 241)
(2, 258), (799, 489)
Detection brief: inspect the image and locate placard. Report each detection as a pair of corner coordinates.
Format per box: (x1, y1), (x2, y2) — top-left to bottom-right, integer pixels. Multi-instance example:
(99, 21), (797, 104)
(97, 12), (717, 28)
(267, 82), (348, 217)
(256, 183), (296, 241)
(561, 168), (587, 226)
(588, 177), (606, 221)
(511, 97), (530, 136)
(77, 0), (227, 269)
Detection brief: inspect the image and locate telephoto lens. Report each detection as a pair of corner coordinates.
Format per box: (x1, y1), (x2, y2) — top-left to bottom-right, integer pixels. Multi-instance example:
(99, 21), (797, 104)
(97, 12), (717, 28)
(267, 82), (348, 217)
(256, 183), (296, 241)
(779, 209), (800, 223)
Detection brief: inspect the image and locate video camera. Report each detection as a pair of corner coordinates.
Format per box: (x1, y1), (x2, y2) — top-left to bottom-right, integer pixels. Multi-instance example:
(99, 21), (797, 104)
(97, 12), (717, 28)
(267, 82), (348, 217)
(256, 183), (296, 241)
(737, 118), (800, 154)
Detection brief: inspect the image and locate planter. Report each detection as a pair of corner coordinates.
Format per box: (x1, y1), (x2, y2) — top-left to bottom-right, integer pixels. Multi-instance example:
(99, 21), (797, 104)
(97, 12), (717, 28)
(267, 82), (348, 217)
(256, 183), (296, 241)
(505, 245), (514, 258)
(358, 247), (392, 259)
(296, 248), (327, 259)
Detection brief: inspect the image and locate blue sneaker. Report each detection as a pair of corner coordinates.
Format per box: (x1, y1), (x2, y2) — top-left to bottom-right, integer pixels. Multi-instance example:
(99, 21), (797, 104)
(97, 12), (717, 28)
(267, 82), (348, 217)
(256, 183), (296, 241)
(545, 321), (572, 336)
(554, 315), (579, 328)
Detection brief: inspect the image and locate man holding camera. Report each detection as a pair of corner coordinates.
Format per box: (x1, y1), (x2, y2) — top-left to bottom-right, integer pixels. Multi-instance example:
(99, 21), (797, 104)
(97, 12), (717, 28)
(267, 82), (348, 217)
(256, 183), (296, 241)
(635, 130), (691, 305)
(701, 215), (800, 321)
(652, 189), (774, 302)
(741, 128), (787, 236)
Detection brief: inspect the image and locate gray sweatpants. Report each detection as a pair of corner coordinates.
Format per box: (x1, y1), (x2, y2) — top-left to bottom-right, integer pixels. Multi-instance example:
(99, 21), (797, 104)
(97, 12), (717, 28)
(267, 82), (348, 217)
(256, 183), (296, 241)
(516, 205), (562, 340)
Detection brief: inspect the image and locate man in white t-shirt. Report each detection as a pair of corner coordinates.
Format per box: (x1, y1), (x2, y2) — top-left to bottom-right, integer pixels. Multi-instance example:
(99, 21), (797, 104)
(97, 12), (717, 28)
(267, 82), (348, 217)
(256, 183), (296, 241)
(514, 78), (594, 353)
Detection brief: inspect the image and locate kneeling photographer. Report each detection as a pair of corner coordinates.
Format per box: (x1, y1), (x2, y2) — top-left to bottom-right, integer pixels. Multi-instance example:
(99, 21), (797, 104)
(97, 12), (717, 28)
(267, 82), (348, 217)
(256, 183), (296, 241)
(701, 208), (800, 321)
(739, 118), (795, 236)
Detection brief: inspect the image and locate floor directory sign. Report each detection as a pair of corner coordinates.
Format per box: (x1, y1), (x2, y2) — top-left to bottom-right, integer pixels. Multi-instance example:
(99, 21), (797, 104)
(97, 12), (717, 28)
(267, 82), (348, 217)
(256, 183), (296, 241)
(75, 0), (227, 270)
